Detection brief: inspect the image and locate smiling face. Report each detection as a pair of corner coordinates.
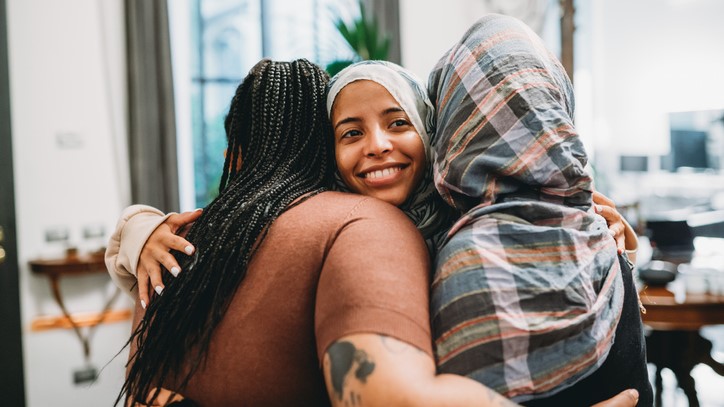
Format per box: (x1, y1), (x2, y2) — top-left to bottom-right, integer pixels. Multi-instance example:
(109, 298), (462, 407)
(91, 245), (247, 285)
(331, 80), (427, 207)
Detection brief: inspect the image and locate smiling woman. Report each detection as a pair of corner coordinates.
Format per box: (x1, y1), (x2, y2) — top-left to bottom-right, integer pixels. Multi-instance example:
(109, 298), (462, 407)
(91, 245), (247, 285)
(326, 60), (456, 252)
(331, 79), (426, 206)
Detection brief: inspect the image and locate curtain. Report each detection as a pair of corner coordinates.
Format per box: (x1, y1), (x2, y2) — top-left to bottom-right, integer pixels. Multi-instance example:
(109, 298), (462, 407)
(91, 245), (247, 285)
(125, 0), (179, 212)
(365, 0), (401, 64)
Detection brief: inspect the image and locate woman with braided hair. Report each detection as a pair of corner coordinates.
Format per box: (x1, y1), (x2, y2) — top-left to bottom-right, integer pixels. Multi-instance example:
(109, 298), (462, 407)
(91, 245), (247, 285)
(112, 58), (342, 405)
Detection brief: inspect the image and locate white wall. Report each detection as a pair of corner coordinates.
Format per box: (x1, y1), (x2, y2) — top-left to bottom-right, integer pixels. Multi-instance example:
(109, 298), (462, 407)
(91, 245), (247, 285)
(7, 0), (132, 405)
(587, 0), (724, 200)
(398, 0), (557, 80)
(590, 0), (724, 160)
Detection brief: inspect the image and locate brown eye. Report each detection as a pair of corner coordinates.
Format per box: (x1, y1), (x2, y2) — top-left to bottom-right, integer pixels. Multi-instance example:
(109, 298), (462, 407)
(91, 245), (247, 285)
(340, 129), (362, 139)
(391, 119), (411, 128)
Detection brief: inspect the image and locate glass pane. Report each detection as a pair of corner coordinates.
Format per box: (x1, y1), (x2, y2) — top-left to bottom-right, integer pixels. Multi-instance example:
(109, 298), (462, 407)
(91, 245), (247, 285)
(263, 0), (315, 60)
(202, 0), (262, 80)
(316, 0), (358, 67)
(263, 0), (356, 66)
(191, 82), (238, 207)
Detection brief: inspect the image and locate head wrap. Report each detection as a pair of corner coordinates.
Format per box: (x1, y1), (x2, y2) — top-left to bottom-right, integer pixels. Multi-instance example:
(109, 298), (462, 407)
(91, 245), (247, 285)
(327, 60), (454, 250)
(428, 14), (624, 401)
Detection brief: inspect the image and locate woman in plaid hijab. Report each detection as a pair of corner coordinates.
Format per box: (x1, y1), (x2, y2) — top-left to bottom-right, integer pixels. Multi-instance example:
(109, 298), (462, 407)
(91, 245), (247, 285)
(428, 14), (652, 405)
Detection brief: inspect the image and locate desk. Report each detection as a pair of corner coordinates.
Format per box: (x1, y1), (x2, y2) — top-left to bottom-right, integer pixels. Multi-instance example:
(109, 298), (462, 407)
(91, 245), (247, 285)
(640, 282), (724, 406)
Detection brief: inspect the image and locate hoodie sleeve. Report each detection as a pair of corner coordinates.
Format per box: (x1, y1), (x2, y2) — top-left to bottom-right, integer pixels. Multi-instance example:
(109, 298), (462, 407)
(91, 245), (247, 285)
(105, 205), (173, 298)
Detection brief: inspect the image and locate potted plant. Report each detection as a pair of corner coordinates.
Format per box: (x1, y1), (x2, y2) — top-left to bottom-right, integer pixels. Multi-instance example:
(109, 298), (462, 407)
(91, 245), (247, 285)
(326, 1), (390, 76)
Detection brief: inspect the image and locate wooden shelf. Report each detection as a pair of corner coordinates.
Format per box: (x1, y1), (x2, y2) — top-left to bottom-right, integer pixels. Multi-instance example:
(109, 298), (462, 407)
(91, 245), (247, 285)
(31, 309), (132, 332)
(29, 250), (106, 277)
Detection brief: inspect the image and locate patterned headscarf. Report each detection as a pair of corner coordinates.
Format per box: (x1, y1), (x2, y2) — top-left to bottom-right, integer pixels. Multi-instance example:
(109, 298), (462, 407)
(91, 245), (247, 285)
(428, 15), (624, 401)
(327, 60), (454, 250)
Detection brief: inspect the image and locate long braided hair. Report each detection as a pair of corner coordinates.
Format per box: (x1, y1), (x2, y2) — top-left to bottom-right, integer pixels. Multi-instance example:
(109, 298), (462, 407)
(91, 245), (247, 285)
(117, 59), (334, 405)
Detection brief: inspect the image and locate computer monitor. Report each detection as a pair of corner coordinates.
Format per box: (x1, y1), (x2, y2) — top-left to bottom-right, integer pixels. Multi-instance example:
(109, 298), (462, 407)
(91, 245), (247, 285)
(670, 130), (709, 170)
(667, 109), (724, 172)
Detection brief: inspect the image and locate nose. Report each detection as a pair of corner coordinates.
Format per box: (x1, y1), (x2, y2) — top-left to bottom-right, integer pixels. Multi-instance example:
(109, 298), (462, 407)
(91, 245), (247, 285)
(364, 128), (393, 157)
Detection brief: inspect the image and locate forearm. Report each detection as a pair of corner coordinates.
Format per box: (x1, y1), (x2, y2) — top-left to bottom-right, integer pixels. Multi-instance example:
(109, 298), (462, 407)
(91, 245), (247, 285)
(323, 333), (518, 407)
(423, 374), (519, 407)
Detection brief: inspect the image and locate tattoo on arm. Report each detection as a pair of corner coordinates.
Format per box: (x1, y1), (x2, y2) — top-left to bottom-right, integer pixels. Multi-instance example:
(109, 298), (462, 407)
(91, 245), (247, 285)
(327, 338), (519, 407)
(326, 341), (376, 403)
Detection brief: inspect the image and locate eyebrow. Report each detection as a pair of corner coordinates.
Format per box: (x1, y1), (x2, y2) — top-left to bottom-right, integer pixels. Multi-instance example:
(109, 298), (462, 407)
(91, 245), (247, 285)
(333, 107), (406, 130)
(334, 116), (360, 130)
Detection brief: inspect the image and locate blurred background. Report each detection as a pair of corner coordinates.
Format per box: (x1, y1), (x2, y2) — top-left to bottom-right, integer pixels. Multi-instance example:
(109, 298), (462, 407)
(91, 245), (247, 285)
(0, 0), (723, 406)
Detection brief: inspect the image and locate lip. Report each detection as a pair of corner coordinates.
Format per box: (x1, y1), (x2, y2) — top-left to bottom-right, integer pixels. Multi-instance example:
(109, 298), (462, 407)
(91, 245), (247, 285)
(357, 163), (409, 187)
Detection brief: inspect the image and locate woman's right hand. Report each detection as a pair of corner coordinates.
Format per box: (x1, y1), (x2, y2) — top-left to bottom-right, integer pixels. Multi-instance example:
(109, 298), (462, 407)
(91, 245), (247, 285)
(137, 209), (203, 309)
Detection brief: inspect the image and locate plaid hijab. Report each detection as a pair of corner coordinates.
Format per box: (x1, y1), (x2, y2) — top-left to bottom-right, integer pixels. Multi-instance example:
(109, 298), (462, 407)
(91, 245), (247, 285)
(327, 61), (454, 250)
(428, 15), (624, 401)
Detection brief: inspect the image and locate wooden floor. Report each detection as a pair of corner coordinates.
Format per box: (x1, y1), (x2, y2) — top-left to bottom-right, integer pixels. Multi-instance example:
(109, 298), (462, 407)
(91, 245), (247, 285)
(652, 325), (724, 407)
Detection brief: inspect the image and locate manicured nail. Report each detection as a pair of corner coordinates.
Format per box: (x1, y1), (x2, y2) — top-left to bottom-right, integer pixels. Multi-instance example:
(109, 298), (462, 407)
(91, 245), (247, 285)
(609, 229), (616, 237)
(184, 245), (194, 255)
(155, 285), (164, 295)
(170, 266), (180, 277)
(594, 205), (602, 213)
(195, 208), (203, 212)
(140, 300), (146, 309)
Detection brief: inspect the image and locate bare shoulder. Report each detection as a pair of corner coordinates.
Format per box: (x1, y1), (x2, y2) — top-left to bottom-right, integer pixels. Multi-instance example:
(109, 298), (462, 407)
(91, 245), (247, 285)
(300, 192), (415, 226)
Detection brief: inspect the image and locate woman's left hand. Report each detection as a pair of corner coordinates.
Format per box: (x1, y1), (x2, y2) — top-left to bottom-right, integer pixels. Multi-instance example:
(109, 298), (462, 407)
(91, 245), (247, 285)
(593, 191), (637, 256)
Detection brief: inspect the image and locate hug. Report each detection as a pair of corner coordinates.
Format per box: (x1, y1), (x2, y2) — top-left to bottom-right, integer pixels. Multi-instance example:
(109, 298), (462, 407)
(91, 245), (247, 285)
(106, 14), (651, 407)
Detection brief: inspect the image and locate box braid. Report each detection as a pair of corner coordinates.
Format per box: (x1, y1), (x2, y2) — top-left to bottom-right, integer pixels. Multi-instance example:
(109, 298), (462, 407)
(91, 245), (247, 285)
(117, 59), (334, 405)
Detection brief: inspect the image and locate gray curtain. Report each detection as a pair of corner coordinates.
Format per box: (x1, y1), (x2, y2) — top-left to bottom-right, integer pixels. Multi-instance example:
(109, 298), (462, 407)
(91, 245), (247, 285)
(365, 0), (401, 64)
(125, 0), (179, 212)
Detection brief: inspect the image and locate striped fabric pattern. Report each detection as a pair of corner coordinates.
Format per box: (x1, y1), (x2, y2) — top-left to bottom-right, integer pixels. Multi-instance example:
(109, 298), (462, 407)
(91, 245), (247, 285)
(427, 15), (623, 402)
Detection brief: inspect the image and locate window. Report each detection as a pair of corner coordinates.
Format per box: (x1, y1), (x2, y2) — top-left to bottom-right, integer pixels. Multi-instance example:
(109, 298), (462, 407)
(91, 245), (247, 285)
(169, 0), (356, 209)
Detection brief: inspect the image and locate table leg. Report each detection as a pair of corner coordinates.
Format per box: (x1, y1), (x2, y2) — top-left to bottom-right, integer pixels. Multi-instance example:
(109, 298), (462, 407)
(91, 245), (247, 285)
(653, 366), (663, 407)
(46, 275), (121, 361)
(646, 329), (723, 407)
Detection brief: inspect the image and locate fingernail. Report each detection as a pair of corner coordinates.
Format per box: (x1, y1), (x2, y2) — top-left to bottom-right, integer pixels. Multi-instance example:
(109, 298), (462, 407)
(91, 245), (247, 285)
(195, 208), (203, 212)
(594, 205), (602, 213)
(140, 300), (146, 309)
(155, 285), (164, 295)
(609, 229), (616, 237)
(184, 245), (194, 255)
(170, 266), (180, 277)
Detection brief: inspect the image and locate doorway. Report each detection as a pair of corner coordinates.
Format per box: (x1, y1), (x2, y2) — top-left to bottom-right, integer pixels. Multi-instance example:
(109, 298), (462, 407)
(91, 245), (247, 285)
(0, 0), (26, 405)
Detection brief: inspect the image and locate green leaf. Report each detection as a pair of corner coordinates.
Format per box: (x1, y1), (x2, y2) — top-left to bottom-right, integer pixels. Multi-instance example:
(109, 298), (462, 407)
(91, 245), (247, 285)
(329, 0), (390, 63)
(326, 60), (356, 77)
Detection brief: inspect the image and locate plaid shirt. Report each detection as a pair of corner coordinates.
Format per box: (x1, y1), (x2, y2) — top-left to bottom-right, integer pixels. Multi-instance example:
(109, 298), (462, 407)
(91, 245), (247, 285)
(427, 15), (623, 402)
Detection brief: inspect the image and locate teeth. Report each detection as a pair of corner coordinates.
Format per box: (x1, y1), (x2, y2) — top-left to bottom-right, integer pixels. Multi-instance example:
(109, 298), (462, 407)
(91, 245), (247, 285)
(365, 167), (401, 179)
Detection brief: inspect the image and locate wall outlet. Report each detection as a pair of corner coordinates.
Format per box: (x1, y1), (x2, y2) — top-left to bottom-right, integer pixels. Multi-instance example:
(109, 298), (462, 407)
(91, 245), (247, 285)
(73, 366), (97, 385)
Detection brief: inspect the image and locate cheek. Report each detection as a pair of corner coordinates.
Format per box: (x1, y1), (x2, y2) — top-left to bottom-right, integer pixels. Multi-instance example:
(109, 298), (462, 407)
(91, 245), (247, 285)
(334, 146), (357, 183)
